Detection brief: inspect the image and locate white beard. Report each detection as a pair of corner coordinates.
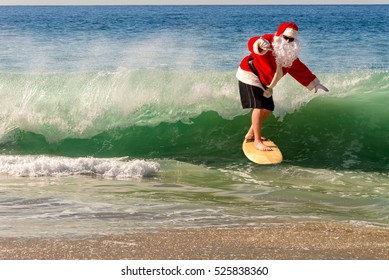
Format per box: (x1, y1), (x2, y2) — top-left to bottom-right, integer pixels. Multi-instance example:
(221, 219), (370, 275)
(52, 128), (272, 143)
(273, 36), (300, 68)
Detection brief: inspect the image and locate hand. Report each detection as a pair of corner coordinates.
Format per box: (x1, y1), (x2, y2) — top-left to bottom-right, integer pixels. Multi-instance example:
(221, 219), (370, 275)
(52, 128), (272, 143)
(263, 88), (273, 98)
(315, 84), (329, 93)
(258, 38), (271, 50)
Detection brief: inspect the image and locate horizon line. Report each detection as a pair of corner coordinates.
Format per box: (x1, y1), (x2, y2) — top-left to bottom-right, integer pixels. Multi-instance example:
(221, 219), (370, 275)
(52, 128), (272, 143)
(0, 3), (387, 5)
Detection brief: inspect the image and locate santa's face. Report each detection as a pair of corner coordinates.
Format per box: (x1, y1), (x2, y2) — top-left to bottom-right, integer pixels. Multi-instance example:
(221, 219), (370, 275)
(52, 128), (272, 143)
(272, 35), (300, 68)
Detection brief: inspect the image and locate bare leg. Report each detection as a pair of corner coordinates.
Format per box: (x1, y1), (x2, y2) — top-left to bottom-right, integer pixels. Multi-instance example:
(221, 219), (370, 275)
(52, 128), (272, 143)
(251, 108), (272, 151)
(245, 110), (271, 142)
(245, 125), (254, 140)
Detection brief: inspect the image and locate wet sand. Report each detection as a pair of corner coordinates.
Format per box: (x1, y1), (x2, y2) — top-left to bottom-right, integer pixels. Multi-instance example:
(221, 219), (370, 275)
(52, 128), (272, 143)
(1, 222), (388, 260)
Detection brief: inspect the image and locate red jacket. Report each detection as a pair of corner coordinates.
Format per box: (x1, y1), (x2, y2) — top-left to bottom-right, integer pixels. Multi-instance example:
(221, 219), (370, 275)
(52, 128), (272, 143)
(236, 34), (319, 91)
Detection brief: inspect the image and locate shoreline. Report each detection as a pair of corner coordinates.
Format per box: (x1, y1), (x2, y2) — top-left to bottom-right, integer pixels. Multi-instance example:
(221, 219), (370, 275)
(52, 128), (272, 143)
(1, 222), (388, 260)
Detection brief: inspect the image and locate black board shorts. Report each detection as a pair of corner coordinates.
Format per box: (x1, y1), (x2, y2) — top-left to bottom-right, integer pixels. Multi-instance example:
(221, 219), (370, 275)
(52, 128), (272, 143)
(238, 81), (274, 111)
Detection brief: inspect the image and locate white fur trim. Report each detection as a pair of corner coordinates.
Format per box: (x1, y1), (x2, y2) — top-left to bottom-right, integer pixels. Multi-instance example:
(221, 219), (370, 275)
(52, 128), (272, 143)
(273, 35), (281, 42)
(236, 67), (266, 90)
(283, 27), (298, 39)
(307, 78), (320, 91)
(253, 38), (268, 55)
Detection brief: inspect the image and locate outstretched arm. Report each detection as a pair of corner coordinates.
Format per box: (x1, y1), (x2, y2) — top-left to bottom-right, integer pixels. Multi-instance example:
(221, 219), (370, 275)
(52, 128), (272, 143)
(288, 59), (329, 92)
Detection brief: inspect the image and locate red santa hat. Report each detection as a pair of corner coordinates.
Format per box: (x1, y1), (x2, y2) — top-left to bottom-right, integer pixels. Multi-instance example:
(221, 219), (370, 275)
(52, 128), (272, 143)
(276, 22), (298, 39)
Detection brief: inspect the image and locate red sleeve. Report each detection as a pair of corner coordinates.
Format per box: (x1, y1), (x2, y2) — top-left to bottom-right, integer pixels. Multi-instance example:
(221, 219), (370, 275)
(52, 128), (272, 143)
(287, 58), (317, 87)
(248, 34), (274, 54)
(248, 36), (261, 53)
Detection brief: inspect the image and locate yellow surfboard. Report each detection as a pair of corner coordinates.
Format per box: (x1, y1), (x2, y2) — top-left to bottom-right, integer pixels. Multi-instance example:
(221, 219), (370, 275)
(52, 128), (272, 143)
(242, 139), (283, 164)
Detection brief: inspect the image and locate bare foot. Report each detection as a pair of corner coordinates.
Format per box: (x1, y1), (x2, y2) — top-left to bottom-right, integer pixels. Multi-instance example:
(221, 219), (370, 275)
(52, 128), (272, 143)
(245, 134), (268, 141)
(254, 141), (272, 151)
(245, 133), (254, 141)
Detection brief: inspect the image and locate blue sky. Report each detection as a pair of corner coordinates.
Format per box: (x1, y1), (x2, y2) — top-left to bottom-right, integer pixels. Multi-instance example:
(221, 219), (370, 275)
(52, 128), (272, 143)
(1, 1), (388, 5)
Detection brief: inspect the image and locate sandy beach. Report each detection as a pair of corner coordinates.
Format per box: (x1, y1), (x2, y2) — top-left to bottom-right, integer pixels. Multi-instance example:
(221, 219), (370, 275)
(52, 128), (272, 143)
(1, 222), (388, 260)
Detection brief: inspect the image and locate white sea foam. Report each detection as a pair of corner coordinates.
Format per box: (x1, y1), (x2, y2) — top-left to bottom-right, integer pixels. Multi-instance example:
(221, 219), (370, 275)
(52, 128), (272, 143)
(0, 155), (160, 179)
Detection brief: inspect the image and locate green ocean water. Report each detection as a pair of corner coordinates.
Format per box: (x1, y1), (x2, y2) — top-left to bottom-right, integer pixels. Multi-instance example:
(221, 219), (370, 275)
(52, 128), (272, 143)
(0, 70), (388, 237)
(1, 70), (388, 171)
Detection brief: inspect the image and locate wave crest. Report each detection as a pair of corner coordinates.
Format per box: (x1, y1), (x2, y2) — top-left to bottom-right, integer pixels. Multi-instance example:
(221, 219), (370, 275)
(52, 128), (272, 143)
(0, 155), (160, 178)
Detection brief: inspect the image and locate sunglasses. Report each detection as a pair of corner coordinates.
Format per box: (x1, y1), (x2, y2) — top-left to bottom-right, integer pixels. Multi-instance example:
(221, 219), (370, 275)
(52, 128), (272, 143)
(283, 35), (295, 42)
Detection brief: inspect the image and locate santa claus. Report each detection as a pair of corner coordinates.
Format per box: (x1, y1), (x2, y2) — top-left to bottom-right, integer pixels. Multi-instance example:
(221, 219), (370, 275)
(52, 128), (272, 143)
(236, 22), (329, 151)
